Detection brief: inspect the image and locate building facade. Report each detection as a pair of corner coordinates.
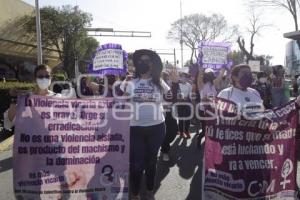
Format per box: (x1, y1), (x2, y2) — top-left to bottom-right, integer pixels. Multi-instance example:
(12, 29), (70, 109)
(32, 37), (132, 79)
(285, 40), (300, 76)
(0, 0), (60, 81)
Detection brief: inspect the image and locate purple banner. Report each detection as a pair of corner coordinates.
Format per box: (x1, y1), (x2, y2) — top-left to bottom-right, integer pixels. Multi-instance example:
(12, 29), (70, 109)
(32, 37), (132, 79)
(204, 98), (298, 199)
(13, 96), (130, 200)
(89, 43), (128, 76)
(198, 41), (232, 72)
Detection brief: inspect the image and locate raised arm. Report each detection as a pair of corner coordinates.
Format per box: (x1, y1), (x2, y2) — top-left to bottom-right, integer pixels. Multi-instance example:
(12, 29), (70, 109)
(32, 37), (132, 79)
(197, 68), (204, 91)
(164, 67), (180, 102)
(213, 67), (226, 88)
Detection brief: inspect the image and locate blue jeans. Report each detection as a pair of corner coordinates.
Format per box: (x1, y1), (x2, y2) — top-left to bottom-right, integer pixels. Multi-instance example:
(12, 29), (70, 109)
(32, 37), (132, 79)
(130, 122), (166, 195)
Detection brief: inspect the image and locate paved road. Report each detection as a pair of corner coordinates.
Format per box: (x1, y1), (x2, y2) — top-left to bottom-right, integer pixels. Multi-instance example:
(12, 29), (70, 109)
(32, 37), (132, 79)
(0, 150), (13, 200)
(0, 131), (204, 200)
(1, 132), (300, 200)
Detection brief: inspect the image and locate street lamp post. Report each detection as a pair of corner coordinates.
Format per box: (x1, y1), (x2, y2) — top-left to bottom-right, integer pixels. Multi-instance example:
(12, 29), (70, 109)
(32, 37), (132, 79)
(180, 0), (183, 68)
(35, 0), (43, 65)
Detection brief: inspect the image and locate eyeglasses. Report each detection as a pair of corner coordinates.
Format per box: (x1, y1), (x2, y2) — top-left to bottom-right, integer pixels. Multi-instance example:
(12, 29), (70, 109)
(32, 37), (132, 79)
(36, 74), (50, 79)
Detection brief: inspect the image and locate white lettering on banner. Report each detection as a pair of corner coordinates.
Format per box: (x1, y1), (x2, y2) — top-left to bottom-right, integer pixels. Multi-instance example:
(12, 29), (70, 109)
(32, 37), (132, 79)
(280, 159), (293, 189)
(238, 144), (276, 155)
(205, 169), (245, 192)
(222, 144), (283, 156)
(277, 145), (284, 156)
(248, 180), (275, 197)
(215, 128), (244, 140)
(275, 102), (296, 117)
(244, 160), (275, 170)
(222, 144), (237, 156)
(93, 49), (123, 70)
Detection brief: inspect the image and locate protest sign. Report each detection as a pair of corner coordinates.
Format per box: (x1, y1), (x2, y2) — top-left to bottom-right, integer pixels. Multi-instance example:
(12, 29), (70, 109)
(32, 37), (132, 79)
(204, 98), (298, 199)
(198, 41), (232, 72)
(89, 43), (128, 75)
(13, 95), (129, 200)
(248, 60), (261, 72)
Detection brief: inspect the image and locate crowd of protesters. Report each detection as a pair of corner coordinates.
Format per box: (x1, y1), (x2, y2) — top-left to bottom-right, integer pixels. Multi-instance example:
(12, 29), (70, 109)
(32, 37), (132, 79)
(4, 48), (300, 200)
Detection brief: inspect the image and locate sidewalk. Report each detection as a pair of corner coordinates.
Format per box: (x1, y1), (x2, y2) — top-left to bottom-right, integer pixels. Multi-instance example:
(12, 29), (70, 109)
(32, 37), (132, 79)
(0, 135), (13, 152)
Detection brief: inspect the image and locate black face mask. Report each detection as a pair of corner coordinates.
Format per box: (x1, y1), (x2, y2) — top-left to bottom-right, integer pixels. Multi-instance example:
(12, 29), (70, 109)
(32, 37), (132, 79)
(138, 61), (150, 74)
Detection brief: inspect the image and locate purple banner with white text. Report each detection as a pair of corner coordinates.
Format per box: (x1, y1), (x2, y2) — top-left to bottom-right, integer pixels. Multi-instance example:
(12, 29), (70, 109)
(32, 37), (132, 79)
(204, 98), (298, 199)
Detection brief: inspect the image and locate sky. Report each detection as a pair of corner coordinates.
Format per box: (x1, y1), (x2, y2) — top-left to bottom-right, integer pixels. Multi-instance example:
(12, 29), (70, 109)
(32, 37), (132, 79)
(23, 0), (295, 66)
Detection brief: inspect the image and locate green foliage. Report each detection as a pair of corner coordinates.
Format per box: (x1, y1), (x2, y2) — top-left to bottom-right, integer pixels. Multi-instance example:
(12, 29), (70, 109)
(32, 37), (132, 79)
(78, 36), (99, 61)
(52, 73), (66, 81)
(23, 5), (99, 78)
(228, 50), (246, 66)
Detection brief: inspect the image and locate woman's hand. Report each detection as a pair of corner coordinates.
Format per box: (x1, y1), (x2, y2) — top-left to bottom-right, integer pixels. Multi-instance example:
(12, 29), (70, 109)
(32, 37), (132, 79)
(8, 103), (16, 122)
(8, 88), (20, 121)
(62, 170), (87, 190)
(168, 67), (179, 83)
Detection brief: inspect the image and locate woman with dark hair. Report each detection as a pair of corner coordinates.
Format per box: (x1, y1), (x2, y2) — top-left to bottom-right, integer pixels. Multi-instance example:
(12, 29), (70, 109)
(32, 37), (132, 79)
(270, 65), (289, 107)
(196, 67), (225, 147)
(3, 64), (61, 129)
(254, 72), (272, 109)
(177, 71), (193, 139)
(120, 49), (178, 200)
(160, 71), (178, 162)
(217, 64), (263, 111)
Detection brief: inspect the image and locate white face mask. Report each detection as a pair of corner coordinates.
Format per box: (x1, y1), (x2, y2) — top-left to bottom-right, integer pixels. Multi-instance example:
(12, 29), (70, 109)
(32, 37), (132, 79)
(259, 78), (267, 83)
(36, 78), (51, 90)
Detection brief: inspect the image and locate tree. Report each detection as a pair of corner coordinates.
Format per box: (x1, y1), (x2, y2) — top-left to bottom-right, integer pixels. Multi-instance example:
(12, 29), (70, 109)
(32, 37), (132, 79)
(167, 13), (238, 64)
(256, 54), (273, 66)
(228, 50), (273, 67)
(228, 50), (246, 66)
(22, 5), (99, 78)
(249, 0), (300, 31)
(237, 7), (270, 62)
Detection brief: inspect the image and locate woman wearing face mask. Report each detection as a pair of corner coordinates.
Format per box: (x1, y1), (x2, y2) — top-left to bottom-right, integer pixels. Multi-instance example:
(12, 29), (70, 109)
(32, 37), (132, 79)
(3, 64), (60, 130)
(254, 72), (272, 109)
(217, 64), (263, 112)
(270, 65), (289, 107)
(177, 72), (193, 139)
(196, 67), (226, 144)
(160, 71), (178, 161)
(120, 49), (178, 200)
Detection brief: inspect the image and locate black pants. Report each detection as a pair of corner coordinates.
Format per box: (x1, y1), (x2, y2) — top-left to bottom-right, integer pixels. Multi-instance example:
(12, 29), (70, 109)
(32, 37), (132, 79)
(177, 105), (191, 133)
(161, 111), (178, 153)
(130, 123), (166, 195)
(199, 110), (206, 136)
(197, 110), (206, 147)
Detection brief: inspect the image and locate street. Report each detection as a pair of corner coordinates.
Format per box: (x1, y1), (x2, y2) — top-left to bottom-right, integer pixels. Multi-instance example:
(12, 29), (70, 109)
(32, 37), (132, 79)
(2, 130), (300, 200)
(0, 131), (204, 200)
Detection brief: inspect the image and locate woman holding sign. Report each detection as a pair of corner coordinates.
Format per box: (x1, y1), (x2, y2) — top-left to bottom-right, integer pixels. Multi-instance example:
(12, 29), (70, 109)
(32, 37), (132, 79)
(120, 49), (178, 200)
(3, 64), (61, 130)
